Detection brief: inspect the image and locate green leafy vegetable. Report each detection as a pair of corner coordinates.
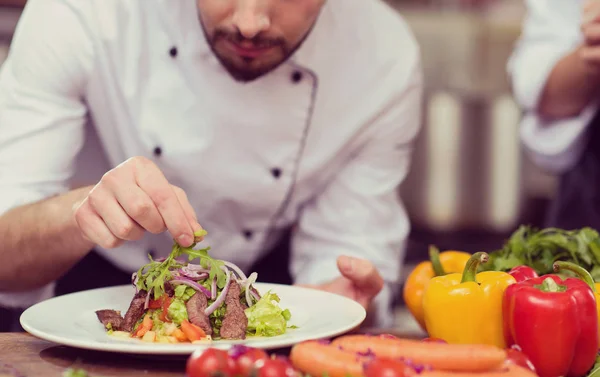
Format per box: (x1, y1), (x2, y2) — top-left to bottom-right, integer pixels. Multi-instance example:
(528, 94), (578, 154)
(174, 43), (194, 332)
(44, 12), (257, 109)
(135, 229), (229, 299)
(63, 368), (89, 377)
(174, 285), (197, 301)
(245, 291), (292, 337)
(167, 299), (188, 325)
(587, 353), (600, 377)
(483, 225), (600, 281)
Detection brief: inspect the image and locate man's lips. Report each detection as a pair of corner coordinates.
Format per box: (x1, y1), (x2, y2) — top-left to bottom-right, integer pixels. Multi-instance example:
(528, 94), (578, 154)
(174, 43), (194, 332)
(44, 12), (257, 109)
(223, 40), (276, 59)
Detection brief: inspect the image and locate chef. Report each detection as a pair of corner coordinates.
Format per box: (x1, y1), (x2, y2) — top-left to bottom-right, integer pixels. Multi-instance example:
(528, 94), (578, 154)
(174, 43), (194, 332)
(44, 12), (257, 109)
(508, 0), (600, 232)
(0, 0), (422, 331)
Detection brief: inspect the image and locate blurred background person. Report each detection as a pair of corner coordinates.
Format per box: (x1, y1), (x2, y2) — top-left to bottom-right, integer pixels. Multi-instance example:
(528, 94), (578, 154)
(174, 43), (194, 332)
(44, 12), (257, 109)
(508, 0), (600, 231)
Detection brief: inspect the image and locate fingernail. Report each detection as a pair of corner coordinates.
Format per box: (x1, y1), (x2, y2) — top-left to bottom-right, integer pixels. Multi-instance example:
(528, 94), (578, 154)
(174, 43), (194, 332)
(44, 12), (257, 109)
(340, 256), (355, 273)
(178, 234), (192, 246)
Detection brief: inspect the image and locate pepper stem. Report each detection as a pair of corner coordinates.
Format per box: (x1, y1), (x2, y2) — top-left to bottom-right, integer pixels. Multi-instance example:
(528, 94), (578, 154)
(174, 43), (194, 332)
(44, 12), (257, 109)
(429, 245), (446, 276)
(553, 261), (597, 293)
(537, 277), (567, 293)
(460, 252), (488, 283)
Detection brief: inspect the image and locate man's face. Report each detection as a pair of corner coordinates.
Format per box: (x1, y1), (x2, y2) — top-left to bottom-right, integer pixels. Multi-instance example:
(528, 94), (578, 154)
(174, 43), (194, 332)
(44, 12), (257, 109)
(197, 0), (325, 82)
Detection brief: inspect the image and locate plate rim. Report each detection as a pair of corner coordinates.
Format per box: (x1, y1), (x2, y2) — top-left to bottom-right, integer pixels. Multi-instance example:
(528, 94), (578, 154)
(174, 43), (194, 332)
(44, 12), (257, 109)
(20, 283), (366, 355)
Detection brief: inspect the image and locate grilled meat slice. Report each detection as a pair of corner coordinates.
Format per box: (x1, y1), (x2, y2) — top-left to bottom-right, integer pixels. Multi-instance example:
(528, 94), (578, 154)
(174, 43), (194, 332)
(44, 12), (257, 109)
(220, 281), (248, 340)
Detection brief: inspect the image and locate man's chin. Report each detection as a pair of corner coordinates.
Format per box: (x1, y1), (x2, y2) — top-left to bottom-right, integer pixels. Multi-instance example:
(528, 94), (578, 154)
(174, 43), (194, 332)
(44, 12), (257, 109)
(220, 61), (283, 83)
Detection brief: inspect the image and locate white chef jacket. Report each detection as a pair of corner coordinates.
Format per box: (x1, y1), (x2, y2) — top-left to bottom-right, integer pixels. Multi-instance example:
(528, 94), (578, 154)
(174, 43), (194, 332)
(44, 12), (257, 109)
(508, 0), (599, 174)
(0, 0), (423, 328)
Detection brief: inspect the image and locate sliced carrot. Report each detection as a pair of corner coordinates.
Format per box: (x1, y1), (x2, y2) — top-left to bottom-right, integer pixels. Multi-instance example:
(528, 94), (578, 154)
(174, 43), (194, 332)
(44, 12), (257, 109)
(331, 335), (506, 373)
(180, 320), (206, 342)
(172, 328), (188, 342)
(419, 364), (537, 377)
(290, 341), (368, 377)
(133, 314), (153, 338)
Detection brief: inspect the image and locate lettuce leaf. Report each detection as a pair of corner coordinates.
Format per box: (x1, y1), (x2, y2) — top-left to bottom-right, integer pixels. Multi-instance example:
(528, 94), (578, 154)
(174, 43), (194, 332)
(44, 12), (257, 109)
(244, 291), (291, 337)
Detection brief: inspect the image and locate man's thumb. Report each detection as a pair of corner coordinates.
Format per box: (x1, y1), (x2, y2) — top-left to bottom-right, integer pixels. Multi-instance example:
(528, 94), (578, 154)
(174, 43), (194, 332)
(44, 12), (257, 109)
(337, 255), (384, 297)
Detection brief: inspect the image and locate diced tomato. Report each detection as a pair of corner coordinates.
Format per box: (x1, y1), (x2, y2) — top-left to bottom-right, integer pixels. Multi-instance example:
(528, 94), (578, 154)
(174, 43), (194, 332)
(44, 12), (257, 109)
(134, 314), (153, 338)
(160, 296), (172, 322)
(181, 320), (206, 342)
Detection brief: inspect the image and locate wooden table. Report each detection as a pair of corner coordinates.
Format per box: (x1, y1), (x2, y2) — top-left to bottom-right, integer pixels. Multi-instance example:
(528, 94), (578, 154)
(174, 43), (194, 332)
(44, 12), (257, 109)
(0, 330), (417, 377)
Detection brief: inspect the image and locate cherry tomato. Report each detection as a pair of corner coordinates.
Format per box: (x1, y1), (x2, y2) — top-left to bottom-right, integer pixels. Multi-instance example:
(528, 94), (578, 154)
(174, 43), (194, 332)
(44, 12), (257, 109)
(254, 358), (298, 377)
(421, 337), (447, 344)
(231, 348), (269, 376)
(364, 358), (413, 377)
(505, 345), (536, 374)
(186, 348), (237, 377)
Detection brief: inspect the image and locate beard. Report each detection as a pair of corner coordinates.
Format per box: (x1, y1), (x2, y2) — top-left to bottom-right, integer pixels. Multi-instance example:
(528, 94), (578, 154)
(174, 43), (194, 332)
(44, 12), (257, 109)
(199, 21), (314, 82)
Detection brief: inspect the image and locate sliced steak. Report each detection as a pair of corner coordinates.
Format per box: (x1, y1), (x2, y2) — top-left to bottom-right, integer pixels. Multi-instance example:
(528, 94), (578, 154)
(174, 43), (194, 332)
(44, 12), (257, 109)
(95, 309), (124, 331)
(164, 282), (175, 297)
(122, 290), (147, 332)
(186, 292), (212, 335)
(220, 281), (248, 340)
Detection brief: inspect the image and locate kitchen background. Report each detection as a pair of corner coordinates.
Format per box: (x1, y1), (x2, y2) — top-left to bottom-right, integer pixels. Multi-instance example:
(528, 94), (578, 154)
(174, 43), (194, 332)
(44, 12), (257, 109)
(0, 0), (557, 335)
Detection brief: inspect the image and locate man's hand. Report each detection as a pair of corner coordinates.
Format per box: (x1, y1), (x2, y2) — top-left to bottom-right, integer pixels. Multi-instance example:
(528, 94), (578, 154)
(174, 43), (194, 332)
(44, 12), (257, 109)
(581, 0), (600, 73)
(299, 256), (385, 310)
(73, 156), (203, 249)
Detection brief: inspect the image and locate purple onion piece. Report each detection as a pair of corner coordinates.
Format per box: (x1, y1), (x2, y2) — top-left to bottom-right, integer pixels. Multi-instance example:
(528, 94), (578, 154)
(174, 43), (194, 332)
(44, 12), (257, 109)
(228, 344), (251, 359)
(178, 267), (209, 280)
(185, 264), (210, 273)
(245, 272), (258, 307)
(144, 290), (151, 310)
(205, 267), (231, 316)
(317, 339), (331, 345)
(211, 276), (217, 300)
(357, 348), (376, 357)
(170, 278), (212, 298)
(223, 261), (248, 280)
(250, 288), (261, 301)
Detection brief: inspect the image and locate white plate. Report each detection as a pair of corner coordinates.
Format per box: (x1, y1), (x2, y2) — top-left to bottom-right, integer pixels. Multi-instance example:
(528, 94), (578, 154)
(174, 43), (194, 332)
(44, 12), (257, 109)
(20, 283), (366, 355)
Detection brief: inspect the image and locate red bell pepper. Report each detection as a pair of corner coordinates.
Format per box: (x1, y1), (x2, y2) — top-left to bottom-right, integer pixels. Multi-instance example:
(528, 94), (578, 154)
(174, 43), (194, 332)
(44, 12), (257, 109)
(503, 262), (599, 377)
(508, 265), (539, 282)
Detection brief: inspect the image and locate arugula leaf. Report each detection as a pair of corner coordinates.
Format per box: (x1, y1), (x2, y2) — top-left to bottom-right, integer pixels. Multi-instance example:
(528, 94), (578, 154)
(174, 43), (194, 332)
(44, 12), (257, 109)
(135, 229), (225, 299)
(485, 226), (600, 281)
(182, 247), (227, 288)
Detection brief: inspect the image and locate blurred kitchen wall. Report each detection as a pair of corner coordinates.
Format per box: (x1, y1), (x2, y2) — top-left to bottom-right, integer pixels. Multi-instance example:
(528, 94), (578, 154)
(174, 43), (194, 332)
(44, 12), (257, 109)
(0, 0), (557, 281)
(380, 0), (558, 268)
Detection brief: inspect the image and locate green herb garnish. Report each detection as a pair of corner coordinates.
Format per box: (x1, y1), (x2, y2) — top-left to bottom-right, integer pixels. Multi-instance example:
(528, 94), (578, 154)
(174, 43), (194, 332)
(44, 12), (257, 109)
(135, 229), (227, 299)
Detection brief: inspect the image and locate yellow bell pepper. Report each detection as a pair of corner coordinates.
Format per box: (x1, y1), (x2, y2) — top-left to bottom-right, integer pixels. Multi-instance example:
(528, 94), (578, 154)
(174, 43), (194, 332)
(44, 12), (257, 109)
(422, 252), (516, 348)
(402, 246), (471, 331)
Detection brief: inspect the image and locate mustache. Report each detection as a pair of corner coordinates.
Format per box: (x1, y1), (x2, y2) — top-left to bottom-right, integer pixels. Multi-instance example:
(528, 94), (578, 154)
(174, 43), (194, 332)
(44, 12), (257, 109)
(213, 28), (285, 48)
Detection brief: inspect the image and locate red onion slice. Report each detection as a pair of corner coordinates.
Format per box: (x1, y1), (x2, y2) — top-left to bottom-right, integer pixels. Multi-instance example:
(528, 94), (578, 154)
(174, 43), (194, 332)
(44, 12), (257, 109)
(184, 264), (210, 273)
(223, 261), (247, 280)
(144, 290), (151, 310)
(244, 272), (258, 307)
(205, 267), (231, 316)
(178, 267), (208, 280)
(211, 276), (217, 300)
(170, 278), (211, 298)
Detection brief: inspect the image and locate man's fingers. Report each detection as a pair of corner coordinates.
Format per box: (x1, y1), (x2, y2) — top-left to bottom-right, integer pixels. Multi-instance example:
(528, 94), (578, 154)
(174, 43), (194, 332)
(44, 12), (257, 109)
(88, 186), (146, 242)
(337, 255), (384, 299)
(583, 24), (600, 45)
(74, 199), (124, 249)
(132, 157), (194, 246)
(171, 185), (204, 239)
(114, 185), (166, 234)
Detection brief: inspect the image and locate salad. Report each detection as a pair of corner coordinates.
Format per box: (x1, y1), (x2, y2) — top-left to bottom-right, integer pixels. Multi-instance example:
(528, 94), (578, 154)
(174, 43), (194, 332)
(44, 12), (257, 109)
(95, 230), (293, 344)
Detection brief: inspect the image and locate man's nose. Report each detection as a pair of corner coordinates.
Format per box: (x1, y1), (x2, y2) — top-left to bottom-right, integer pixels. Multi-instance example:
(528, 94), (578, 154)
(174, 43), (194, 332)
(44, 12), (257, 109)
(231, 0), (271, 39)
